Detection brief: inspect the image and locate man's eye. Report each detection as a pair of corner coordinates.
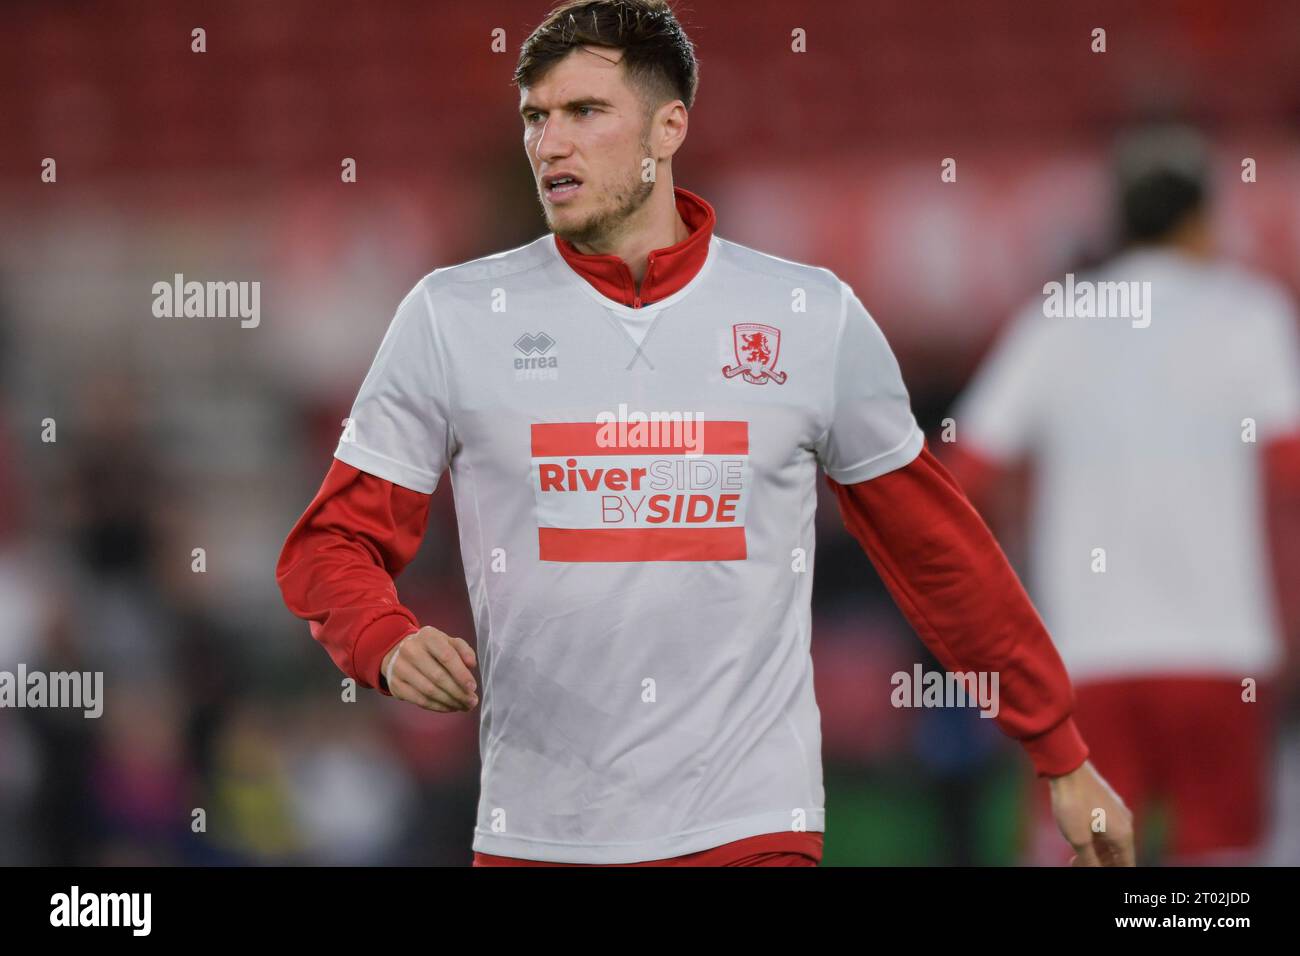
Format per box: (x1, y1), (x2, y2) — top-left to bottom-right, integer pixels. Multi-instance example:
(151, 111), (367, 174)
(524, 112), (542, 124)
(576, 106), (594, 117)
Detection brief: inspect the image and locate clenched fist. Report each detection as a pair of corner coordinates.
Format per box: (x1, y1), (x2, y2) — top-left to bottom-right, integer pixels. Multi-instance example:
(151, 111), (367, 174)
(381, 625), (479, 712)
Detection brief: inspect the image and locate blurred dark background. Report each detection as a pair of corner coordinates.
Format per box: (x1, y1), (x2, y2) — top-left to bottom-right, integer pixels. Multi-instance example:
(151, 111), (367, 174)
(1, 0), (1299, 865)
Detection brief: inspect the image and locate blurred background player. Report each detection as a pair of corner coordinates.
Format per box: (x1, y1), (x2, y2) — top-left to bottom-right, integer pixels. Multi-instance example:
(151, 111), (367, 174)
(945, 124), (1300, 864)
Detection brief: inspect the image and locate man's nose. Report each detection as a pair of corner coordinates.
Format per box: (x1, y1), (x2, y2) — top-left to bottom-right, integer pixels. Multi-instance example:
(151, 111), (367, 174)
(534, 115), (573, 164)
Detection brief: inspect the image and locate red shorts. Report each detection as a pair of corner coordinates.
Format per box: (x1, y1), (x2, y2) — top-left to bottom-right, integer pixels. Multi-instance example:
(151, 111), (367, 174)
(473, 831), (823, 867)
(1025, 676), (1276, 864)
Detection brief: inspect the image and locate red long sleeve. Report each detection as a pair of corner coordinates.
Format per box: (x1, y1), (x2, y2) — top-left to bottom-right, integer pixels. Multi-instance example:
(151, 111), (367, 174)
(934, 442), (1003, 519)
(276, 459), (432, 695)
(1263, 431), (1300, 662)
(826, 441), (1089, 777)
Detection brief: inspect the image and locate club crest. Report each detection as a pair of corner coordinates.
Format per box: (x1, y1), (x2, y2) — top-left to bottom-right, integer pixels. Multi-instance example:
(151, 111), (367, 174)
(722, 323), (787, 385)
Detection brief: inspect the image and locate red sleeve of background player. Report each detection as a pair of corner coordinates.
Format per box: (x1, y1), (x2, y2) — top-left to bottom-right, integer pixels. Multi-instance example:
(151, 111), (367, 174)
(275, 459), (431, 696)
(1264, 431), (1300, 663)
(826, 440), (1089, 778)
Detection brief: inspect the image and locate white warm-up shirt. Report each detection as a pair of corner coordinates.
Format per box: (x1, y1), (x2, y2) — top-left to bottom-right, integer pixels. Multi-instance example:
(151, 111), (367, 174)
(334, 233), (924, 863)
(956, 247), (1300, 683)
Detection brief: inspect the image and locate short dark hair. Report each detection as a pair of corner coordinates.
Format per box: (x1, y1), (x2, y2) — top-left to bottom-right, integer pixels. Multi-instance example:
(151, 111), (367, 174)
(514, 0), (698, 111)
(1114, 125), (1209, 244)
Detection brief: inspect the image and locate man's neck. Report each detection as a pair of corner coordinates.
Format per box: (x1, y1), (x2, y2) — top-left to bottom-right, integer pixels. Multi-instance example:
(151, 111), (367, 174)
(569, 183), (690, 288)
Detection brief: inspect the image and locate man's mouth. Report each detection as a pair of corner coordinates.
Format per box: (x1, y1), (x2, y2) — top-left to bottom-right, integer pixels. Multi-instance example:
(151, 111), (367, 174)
(543, 173), (584, 201)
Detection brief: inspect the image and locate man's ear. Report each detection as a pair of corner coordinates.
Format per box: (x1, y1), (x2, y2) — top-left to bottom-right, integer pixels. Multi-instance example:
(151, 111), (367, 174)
(653, 100), (688, 160)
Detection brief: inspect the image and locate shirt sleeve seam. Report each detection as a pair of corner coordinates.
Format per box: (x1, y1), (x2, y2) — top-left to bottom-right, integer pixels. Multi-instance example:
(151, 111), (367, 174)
(815, 280), (850, 462)
(336, 441), (438, 479)
(334, 442), (438, 493)
(824, 425), (924, 482)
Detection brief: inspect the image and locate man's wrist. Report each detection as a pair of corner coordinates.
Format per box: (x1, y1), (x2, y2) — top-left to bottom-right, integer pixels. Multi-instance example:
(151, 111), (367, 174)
(382, 632), (418, 693)
(355, 615), (421, 695)
(1047, 758), (1090, 785)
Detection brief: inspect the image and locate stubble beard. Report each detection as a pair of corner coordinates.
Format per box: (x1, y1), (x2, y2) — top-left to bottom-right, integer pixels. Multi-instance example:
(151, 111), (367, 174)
(544, 139), (656, 250)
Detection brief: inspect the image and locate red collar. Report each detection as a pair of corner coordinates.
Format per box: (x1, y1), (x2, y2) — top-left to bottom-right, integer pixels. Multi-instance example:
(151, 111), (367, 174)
(554, 186), (715, 308)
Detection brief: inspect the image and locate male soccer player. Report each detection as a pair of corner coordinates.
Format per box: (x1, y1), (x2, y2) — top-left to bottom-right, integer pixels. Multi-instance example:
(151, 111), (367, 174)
(276, 0), (1133, 866)
(947, 125), (1300, 864)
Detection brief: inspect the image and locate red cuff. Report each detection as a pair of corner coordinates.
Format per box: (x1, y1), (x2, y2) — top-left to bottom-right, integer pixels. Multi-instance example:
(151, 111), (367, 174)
(356, 614), (422, 697)
(1019, 716), (1089, 778)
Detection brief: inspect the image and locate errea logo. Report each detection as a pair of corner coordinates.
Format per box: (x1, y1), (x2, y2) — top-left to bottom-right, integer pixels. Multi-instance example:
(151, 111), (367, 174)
(515, 331), (559, 381)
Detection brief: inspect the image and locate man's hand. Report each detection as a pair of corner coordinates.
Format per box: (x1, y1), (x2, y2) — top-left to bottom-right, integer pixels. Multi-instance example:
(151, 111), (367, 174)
(1048, 759), (1135, 866)
(381, 625), (479, 712)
